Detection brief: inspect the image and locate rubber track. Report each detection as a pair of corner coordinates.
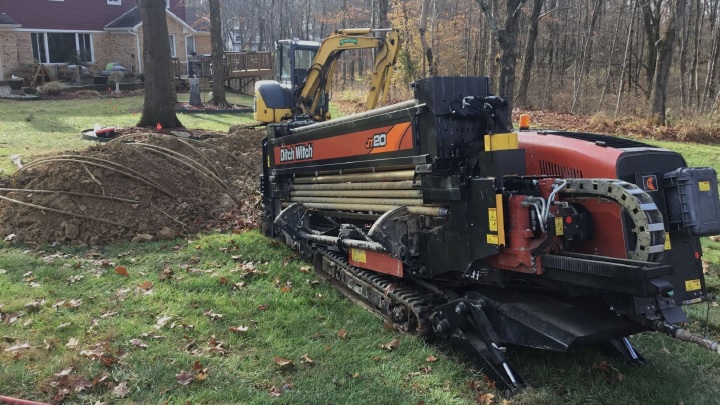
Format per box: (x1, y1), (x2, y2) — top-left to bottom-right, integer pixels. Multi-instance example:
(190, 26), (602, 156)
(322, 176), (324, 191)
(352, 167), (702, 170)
(316, 248), (437, 335)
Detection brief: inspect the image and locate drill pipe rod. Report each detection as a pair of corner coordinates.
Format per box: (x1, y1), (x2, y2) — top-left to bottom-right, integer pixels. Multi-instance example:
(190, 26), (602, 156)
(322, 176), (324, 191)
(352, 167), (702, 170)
(293, 170), (416, 184)
(289, 100), (419, 135)
(298, 231), (386, 252)
(653, 321), (720, 353)
(289, 196), (433, 207)
(282, 201), (447, 216)
(292, 180), (416, 191)
(290, 189), (422, 198)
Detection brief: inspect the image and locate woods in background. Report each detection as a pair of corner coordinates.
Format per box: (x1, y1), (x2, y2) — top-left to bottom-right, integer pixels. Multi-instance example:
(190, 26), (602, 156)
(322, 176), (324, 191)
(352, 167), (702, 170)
(185, 0), (720, 122)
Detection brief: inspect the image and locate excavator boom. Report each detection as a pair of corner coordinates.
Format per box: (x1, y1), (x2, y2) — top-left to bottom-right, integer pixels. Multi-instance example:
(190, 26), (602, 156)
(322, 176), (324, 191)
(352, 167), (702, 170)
(254, 28), (400, 124)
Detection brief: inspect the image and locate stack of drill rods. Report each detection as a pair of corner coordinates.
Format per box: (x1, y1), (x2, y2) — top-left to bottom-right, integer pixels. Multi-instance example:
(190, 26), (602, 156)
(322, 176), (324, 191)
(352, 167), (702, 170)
(292, 170), (416, 184)
(286, 169), (447, 217)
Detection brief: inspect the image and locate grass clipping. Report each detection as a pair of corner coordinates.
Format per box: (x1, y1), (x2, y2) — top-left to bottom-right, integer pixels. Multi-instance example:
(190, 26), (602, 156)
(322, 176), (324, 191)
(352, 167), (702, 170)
(0, 127), (263, 245)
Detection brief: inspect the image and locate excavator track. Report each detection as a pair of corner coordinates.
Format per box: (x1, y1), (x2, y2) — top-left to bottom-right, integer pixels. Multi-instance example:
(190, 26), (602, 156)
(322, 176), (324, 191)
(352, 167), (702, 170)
(313, 248), (438, 335)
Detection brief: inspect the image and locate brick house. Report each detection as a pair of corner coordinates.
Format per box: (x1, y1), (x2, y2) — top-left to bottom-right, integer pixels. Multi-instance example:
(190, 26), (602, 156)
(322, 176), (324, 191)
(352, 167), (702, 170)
(0, 0), (210, 80)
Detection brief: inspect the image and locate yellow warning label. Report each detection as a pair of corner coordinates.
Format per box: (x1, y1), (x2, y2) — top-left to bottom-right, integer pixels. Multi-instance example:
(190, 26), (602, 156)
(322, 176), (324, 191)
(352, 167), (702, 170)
(487, 234), (499, 245)
(699, 181), (711, 192)
(351, 248), (366, 263)
(685, 279), (701, 291)
(664, 233), (672, 250)
(555, 217), (564, 236)
(488, 208), (498, 232)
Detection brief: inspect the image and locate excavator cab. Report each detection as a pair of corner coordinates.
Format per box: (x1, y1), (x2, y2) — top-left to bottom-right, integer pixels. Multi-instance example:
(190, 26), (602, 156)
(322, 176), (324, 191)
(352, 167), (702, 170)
(254, 28), (400, 124)
(254, 39), (323, 124)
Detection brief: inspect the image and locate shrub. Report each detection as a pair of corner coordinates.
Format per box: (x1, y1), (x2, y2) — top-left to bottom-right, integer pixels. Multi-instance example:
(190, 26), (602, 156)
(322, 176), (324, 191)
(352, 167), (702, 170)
(37, 81), (66, 96)
(74, 90), (101, 99)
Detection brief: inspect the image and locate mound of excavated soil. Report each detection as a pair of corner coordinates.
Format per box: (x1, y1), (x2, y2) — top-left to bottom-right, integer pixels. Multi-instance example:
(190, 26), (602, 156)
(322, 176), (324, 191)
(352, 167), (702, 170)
(0, 126), (265, 245)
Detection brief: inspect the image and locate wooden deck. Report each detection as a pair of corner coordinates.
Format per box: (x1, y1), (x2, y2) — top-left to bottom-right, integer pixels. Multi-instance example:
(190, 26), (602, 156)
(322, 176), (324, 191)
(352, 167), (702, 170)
(174, 51), (273, 79)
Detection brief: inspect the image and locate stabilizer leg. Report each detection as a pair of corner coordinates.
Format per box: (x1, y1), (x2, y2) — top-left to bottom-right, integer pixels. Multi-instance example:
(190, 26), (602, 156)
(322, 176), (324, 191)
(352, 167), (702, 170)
(602, 337), (646, 366)
(431, 298), (526, 393)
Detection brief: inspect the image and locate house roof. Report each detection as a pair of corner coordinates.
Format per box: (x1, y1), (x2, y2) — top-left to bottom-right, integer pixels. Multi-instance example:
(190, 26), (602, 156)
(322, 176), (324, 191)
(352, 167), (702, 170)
(104, 6), (142, 30)
(185, 8), (209, 31)
(0, 13), (20, 26)
(105, 6), (197, 33)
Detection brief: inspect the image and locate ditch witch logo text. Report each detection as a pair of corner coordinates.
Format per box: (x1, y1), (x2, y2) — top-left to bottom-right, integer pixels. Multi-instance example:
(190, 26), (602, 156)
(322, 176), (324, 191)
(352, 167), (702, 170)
(280, 142), (314, 162)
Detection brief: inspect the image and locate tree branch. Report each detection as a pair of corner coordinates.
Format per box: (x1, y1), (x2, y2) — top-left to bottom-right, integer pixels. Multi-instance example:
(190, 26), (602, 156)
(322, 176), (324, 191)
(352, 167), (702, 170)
(476, 0), (500, 35)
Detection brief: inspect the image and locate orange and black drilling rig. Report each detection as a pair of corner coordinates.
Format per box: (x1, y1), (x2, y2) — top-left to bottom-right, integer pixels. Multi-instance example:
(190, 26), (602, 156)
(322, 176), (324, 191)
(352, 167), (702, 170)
(257, 31), (720, 393)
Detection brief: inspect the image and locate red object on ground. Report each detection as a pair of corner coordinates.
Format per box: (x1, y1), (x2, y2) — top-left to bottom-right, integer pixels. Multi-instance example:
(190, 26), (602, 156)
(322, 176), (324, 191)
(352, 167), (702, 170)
(156, 123), (163, 130)
(0, 395), (50, 405)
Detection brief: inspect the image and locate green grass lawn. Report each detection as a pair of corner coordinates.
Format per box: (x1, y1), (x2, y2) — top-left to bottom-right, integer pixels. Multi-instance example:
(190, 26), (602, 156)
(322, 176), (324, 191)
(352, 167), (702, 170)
(1, 96), (720, 403)
(0, 93), (255, 175)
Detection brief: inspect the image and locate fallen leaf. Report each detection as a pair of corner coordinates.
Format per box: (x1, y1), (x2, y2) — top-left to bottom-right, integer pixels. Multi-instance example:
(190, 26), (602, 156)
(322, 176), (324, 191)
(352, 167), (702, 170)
(130, 338), (148, 349)
(219, 277), (229, 285)
(4, 343), (30, 352)
(501, 400), (512, 405)
(268, 385), (284, 397)
(300, 353), (314, 364)
(25, 298), (46, 312)
(196, 368), (208, 381)
(203, 309), (224, 320)
(67, 299), (82, 308)
(379, 338), (400, 351)
(57, 322), (71, 330)
(176, 370), (194, 385)
(273, 356), (294, 368)
(67, 274), (84, 284)
(114, 266), (129, 277)
(660, 347), (671, 354)
(229, 325), (249, 333)
(192, 360), (204, 371)
(73, 377), (92, 393)
(593, 360), (624, 384)
(54, 367), (74, 377)
(65, 338), (80, 350)
(112, 381), (130, 398)
(338, 328), (348, 339)
(100, 311), (118, 318)
(138, 281), (154, 291)
(44, 338), (55, 351)
(232, 282), (246, 290)
(299, 266), (311, 273)
(155, 316), (173, 329)
(477, 392), (495, 405)
(711, 235), (720, 242)
(426, 355), (438, 362)
(258, 304), (270, 311)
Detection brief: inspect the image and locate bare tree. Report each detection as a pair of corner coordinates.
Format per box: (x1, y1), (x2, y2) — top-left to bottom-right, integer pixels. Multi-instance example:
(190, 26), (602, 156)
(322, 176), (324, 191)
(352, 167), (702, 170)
(647, 0), (685, 124)
(515, 0), (543, 108)
(477, 0), (529, 114)
(137, 0), (182, 128)
(209, 0), (230, 107)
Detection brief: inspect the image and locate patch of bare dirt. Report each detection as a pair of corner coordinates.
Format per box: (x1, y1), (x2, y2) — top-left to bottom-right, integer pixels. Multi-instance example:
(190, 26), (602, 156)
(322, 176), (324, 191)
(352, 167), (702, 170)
(0, 126), (265, 245)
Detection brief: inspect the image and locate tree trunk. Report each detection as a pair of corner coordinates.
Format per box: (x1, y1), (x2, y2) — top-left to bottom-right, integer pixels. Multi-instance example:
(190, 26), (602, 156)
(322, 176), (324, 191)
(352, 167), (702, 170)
(515, 0), (543, 108)
(647, 0), (685, 124)
(137, 0), (182, 128)
(377, 0), (389, 29)
(477, 0), (528, 115)
(209, 0), (229, 107)
(615, 0), (638, 117)
(641, 0), (662, 97)
(599, 0), (627, 111)
(419, 0), (435, 76)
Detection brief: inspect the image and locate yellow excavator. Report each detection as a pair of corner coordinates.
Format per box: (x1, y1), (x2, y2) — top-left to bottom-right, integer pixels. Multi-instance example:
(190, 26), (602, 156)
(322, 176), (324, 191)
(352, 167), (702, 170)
(253, 28), (400, 123)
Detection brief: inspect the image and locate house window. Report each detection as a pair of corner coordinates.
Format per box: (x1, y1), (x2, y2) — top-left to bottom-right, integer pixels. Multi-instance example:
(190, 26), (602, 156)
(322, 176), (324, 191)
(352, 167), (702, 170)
(31, 33), (93, 64)
(169, 35), (176, 57)
(186, 36), (195, 55)
(107, 0), (121, 5)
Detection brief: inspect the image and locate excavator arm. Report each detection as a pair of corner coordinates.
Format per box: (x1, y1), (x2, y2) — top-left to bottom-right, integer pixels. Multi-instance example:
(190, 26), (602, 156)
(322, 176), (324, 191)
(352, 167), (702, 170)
(297, 28), (400, 120)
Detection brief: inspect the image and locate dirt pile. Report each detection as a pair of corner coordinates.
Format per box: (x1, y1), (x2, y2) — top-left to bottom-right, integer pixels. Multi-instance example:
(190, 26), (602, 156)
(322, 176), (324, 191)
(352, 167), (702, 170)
(0, 127), (265, 245)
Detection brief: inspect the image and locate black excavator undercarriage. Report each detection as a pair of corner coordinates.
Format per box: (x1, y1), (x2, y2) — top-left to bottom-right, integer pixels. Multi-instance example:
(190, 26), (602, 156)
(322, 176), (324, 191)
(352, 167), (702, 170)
(260, 76), (720, 393)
